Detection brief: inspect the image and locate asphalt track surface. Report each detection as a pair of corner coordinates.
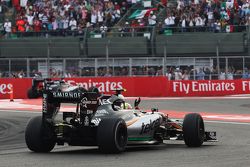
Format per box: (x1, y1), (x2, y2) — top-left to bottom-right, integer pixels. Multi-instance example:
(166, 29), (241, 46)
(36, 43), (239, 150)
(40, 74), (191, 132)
(1, 98), (250, 167)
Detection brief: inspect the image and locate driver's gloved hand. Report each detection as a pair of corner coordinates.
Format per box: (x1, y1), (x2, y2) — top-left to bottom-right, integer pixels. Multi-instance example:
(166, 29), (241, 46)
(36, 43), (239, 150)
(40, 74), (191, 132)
(134, 97), (141, 109)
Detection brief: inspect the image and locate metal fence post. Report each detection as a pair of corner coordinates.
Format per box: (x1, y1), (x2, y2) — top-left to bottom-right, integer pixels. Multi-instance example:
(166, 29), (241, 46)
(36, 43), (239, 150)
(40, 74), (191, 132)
(248, 23), (250, 41)
(63, 58), (66, 77)
(216, 40), (220, 76)
(129, 58), (132, 76)
(163, 42), (167, 76)
(8, 59), (11, 77)
(95, 58), (98, 77)
(106, 40), (110, 75)
(27, 58), (30, 78)
(47, 40), (51, 78)
(225, 57), (228, 77)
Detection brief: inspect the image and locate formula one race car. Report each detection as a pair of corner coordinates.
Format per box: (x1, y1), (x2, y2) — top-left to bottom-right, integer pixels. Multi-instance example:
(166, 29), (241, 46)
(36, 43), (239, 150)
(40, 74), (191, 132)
(25, 79), (217, 153)
(27, 78), (45, 98)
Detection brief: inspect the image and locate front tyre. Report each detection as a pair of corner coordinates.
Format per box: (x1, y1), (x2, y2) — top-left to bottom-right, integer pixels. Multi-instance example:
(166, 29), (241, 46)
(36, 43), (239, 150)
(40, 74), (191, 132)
(25, 116), (56, 152)
(97, 118), (127, 153)
(183, 113), (205, 147)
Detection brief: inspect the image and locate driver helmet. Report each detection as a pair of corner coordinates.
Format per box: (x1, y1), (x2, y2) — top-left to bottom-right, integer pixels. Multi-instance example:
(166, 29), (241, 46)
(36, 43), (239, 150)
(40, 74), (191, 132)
(112, 94), (125, 110)
(118, 94), (132, 109)
(121, 102), (132, 109)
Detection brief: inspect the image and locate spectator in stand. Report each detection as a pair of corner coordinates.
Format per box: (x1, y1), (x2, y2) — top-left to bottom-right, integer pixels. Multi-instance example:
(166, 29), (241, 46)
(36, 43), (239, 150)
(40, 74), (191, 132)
(226, 68), (234, 80)
(180, 15), (187, 32)
(174, 67), (183, 80)
(182, 69), (190, 80)
(16, 16), (26, 36)
(77, 18), (85, 36)
(148, 11), (157, 26)
(164, 13), (175, 28)
(218, 69), (226, 80)
(207, 9), (214, 32)
(114, 2), (121, 23)
(242, 68), (249, 78)
(91, 9), (97, 27)
(33, 17), (42, 36)
(62, 15), (69, 35)
(100, 23), (108, 37)
(69, 17), (77, 35)
(3, 19), (11, 38)
(241, 1), (250, 17)
(166, 67), (174, 80)
(214, 19), (221, 33)
(194, 14), (202, 32)
(26, 10), (34, 27)
(196, 68), (205, 80)
(156, 67), (163, 76)
(18, 70), (25, 78)
(41, 11), (49, 31)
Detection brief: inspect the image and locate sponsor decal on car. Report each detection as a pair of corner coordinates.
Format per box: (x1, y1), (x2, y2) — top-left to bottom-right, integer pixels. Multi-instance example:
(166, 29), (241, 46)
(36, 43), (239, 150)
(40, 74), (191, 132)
(80, 97), (98, 108)
(42, 94), (47, 113)
(52, 92), (81, 98)
(99, 98), (111, 105)
(96, 109), (109, 115)
(140, 118), (160, 134)
(91, 118), (101, 125)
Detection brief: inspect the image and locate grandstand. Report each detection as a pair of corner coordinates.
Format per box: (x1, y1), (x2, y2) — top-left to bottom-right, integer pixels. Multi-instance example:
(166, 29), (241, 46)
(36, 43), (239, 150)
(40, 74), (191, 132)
(0, 0), (249, 79)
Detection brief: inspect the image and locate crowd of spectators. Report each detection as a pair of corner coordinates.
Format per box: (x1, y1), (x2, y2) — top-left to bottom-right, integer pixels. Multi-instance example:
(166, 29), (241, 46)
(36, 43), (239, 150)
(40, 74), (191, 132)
(158, 0), (250, 33)
(1, 0), (249, 38)
(1, 64), (249, 80)
(164, 66), (241, 80)
(3, 0), (131, 37)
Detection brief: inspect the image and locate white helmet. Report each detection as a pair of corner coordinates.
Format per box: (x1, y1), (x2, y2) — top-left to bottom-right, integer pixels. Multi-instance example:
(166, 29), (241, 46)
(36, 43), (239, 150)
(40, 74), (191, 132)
(117, 94), (125, 100)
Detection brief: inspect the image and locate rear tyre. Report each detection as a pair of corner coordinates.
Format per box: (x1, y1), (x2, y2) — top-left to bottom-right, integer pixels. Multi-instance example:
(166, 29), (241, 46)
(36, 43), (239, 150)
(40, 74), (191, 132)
(183, 113), (205, 147)
(25, 116), (56, 152)
(97, 118), (127, 153)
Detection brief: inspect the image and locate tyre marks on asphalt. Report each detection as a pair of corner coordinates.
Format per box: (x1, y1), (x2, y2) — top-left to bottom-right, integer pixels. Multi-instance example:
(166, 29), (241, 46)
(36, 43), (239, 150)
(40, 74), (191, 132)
(0, 117), (27, 151)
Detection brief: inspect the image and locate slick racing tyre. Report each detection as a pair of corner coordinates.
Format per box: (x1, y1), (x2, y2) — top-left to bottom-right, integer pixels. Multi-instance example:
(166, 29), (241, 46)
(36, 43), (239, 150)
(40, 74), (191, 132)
(97, 118), (127, 153)
(25, 116), (56, 152)
(183, 113), (205, 147)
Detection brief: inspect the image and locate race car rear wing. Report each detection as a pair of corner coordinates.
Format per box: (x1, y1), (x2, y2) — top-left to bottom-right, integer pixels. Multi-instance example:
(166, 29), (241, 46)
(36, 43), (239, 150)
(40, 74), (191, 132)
(42, 86), (100, 126)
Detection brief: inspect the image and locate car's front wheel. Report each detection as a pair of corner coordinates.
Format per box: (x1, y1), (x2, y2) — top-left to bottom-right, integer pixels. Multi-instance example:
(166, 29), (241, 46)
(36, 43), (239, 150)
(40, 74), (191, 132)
(183, 113), (205, 147)
(97, 118), (127, 153)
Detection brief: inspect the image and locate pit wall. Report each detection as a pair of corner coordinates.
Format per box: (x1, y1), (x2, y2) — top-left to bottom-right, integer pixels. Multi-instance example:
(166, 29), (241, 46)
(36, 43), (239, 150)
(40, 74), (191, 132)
(0, 77), (250, 99)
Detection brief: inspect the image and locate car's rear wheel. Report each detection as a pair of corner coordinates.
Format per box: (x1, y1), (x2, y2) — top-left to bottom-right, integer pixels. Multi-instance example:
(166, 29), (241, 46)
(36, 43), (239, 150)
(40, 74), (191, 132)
(183, 113), (205, 147)
(97, 118), (127, 153)
(25, 116), (56, 152)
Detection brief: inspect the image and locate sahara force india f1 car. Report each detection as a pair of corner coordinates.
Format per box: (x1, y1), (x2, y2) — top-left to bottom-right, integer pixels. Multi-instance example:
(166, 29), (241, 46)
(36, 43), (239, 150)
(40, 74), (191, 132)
(25, 79), (217, 153)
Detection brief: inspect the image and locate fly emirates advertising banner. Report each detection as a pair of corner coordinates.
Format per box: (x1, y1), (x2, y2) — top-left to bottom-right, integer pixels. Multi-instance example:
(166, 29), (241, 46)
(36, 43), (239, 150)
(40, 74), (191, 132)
(1, 77), (250, 99)
(168, 80), (250, 96)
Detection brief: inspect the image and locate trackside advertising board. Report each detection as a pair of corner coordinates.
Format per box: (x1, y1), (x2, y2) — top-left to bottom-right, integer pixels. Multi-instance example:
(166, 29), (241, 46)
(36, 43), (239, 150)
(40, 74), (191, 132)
(169, 80), (250, 96)
(1, 77), (250, 99)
